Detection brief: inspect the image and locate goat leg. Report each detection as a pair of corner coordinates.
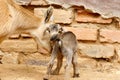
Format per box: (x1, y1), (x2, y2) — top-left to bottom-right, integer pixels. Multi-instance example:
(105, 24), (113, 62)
(72, 53), (79, 77)
(64, 53), (72, 80)
(52, 53), (63, 75)
(43, 44), (58, 80)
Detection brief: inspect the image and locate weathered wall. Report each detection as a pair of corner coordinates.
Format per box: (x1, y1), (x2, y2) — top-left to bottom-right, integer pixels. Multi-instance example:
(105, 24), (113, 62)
(45, 0), (120, 18)
(0, 0), (120, 64)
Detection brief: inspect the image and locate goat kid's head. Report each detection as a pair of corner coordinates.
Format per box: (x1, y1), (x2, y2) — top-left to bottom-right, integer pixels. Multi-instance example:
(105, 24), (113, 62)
(46, 24), (63, 41)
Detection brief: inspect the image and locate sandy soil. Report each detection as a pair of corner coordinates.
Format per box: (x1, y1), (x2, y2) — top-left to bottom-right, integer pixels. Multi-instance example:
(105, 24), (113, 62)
(0, 56), (120, 80)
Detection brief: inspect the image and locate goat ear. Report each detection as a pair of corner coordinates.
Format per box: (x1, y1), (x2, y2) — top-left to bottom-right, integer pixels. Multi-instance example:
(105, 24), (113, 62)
(60, 27), (63, 32)
(44, 6), (54, 23)
(58, 24), (63, 33)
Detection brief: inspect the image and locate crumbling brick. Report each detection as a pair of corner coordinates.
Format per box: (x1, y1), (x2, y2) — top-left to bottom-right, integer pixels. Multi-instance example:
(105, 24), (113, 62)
(66, 27), (98, 41)
(79, 43), (114, 58)
(100, 29), (120, 43)
(34, 8), (73, 24)
(75, 9), (112, 24)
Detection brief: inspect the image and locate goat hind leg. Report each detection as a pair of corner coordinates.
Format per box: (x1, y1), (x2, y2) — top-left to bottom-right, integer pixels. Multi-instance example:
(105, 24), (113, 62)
(64, 54), (73, 80)
(52, 53), (63, 75)
(43, 44), (58, 80)
(43, 56), (55, 80)
(72, 53), (79, 77)
(43, 54), (56, 80)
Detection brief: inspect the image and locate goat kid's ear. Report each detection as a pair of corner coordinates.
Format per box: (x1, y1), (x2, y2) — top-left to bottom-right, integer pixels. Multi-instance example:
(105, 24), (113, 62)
(59, 27), (63, 33)
(58, 24), (63, 33)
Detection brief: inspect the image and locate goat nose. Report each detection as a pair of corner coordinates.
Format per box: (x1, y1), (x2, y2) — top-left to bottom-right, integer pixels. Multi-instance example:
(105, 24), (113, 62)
(50, 35), (58, 41)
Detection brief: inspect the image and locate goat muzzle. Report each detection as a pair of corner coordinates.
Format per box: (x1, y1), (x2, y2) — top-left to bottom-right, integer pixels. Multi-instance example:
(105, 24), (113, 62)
(50, 35), (60, 41)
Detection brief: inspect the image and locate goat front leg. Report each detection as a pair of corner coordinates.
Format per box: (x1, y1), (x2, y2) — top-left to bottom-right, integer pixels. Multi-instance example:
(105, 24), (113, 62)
(52, 53), (63, 75)
(43, 44), (59, 80)
(72, 52), (79, 77)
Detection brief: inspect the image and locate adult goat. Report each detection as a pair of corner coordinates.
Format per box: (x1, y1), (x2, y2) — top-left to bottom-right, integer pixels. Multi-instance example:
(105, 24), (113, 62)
(0, 0), (53, 53)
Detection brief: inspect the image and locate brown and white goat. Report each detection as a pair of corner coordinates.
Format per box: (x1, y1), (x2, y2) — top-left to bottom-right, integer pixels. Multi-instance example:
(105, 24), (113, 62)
(44, 24), (79, 80)
(0, 0), (53, 53)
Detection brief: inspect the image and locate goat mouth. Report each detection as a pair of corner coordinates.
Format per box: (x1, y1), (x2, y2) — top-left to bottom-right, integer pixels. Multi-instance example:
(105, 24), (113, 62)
(50, 38), (60, 42)
(50, 34), (60, 41)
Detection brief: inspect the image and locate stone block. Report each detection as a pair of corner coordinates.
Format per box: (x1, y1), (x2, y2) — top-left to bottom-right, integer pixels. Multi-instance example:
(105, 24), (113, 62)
(9, 34), (20, 39)
(100, 29), (120, 43)
(53, 9), (73, 24)
(1, 52), (19, 64)
(21, 33), (32, 38)
(65, 27), (98, 41)
(0, 39), (37, 53)
(34, 8), (73, 24)
(75, 9), (112, 23)
(31, 0), (48, 5)
(78, 43), (114, 58)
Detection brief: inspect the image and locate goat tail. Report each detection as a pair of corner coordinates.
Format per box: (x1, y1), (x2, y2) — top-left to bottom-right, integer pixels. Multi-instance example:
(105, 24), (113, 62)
(44, 6), (54, 23)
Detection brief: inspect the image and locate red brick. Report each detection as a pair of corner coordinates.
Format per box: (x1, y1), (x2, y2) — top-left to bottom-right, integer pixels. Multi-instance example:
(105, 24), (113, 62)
(100, 29), (120, 43)
(75, 9), (112, 24)
(65, 27), (98, 41)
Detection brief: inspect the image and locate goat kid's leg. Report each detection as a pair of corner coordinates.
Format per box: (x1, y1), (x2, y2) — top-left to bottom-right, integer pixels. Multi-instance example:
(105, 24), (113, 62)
(72, 53), (79, 77)
(64, 54), (73, 80)
(43, 53), (56, 80)
(43, 45), (58, 80)
(52, 53), (63, 75)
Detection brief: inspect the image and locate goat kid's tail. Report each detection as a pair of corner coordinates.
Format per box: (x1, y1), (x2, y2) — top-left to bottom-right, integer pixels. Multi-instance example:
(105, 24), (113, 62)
(44, 6), (54, 23)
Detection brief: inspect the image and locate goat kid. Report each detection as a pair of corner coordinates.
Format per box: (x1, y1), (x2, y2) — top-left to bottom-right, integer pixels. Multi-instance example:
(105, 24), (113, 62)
(44, 24), (79, 80)
(0, 0), (53, 54)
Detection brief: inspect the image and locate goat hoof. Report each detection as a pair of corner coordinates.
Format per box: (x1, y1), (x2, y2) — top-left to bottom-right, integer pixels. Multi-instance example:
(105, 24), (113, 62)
(43, 75), (49, 80)
(43, 78), (48, 80)
(73, 73), (79, 78)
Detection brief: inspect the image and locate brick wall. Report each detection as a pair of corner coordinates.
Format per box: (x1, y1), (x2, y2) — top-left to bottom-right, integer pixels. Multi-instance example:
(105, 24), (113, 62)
(0, 0), (120, 64)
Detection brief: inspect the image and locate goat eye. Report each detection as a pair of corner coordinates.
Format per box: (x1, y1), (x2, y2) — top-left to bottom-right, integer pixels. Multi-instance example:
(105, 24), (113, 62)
(58, 30), (62, 33)
(48, 30), (50, 33)
(46, 28), (50, 33)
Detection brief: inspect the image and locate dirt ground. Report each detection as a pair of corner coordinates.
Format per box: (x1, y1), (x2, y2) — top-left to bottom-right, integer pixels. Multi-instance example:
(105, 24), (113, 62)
(0, 55), (120, 80)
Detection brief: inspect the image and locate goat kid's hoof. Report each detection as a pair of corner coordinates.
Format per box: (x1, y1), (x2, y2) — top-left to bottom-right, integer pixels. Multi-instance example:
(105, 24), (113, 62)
(43, 75), (49, 80)
(43, 78), (49, 80)
(73, 73), (79, 78)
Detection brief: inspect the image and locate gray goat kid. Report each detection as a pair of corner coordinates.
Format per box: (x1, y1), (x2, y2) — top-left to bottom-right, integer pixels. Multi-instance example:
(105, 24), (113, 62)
(44, 24), (79, 80)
